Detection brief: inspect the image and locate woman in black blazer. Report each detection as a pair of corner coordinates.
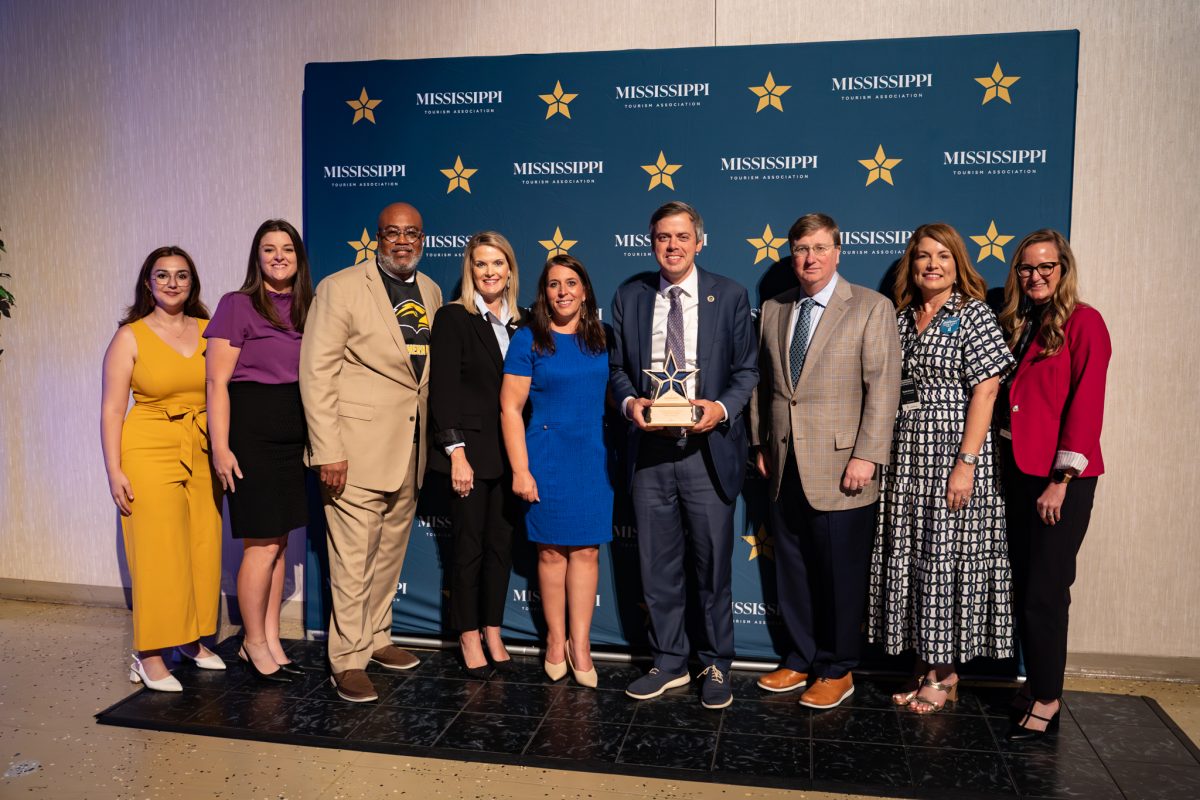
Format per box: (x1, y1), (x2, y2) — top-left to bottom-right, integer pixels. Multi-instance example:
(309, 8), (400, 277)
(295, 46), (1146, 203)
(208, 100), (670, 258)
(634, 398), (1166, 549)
(429, 231), (523, 676)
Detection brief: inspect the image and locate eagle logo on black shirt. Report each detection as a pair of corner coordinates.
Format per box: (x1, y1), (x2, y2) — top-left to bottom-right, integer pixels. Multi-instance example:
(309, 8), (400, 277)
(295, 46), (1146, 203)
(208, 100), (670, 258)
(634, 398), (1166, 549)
(395, 299), (430, 335)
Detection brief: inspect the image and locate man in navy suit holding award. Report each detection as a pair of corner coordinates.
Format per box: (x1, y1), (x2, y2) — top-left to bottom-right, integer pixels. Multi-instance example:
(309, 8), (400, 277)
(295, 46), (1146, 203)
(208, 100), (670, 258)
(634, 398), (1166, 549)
(610, 201), (758, 709)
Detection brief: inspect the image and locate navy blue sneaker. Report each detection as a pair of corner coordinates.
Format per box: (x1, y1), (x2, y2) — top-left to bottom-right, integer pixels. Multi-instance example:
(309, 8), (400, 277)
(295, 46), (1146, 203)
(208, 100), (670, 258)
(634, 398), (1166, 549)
(699, 665), (733, 709)
(625, 667), (690, 700)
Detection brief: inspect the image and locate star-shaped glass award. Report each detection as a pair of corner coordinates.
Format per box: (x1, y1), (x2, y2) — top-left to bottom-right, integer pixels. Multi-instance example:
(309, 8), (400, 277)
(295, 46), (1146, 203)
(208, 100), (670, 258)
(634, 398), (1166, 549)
(642, 352), (700, 427)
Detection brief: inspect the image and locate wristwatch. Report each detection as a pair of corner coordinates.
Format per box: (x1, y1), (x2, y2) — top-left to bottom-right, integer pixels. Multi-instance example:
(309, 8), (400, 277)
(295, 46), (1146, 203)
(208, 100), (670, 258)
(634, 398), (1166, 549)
(1051, 469), (1073, 485)
(956, 452), (979, 465)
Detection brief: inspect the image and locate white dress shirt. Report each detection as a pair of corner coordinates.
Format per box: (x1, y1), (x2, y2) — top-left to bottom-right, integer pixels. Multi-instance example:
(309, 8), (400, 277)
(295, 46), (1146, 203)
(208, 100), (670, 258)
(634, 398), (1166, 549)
(623, 267), (727, 421)
(476, 294), (513, 357)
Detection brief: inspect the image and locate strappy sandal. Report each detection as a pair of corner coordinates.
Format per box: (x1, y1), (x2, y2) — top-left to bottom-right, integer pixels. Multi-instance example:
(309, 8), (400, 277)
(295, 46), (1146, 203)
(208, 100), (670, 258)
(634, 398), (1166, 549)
(908, 676), (959, 714)
(1006, 700), (1061, 740)
(891, 673), (925, 706)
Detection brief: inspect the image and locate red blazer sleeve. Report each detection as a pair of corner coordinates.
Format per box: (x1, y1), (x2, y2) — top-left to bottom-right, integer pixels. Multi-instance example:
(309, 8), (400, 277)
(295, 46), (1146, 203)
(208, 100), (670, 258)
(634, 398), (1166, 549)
(1057, 306), (1111, 471)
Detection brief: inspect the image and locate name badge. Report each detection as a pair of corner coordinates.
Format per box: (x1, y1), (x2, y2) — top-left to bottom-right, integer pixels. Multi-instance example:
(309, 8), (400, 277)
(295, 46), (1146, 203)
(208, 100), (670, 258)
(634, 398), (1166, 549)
(899, 374), (922, 412)
(939, 316), (961, 334)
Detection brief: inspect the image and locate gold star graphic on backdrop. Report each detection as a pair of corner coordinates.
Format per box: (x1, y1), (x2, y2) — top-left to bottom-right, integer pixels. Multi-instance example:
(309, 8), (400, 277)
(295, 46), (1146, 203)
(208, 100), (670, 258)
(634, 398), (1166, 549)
(858, 145), (903, 186)
(743, 527), (774, 561)
(975, 63), (1021, 105)
(538, 80), (578, 119)
(346, 87), (381, 124)
(538, 227), (577, 256)
(641, 151), (682, 191)
(746, 224), (787, 265)
(347, 229), (377, 265)
(439, 156), (478, 194)
(748, 72), (791, 112)
(970, 221), (1015, 262)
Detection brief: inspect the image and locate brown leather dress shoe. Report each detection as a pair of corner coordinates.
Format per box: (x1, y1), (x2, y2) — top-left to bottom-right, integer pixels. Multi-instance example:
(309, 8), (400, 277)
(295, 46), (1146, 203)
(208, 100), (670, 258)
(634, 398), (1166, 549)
(330, 668), (378, 702)
(799, 673), (854, 709)
(757, 667), (809, 693)
(370, 645), (420, 671)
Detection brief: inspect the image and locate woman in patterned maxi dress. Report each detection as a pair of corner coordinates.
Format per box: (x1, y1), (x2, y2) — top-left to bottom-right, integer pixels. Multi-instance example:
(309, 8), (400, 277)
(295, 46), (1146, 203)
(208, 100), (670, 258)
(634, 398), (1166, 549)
(867, 223), (1015, 714)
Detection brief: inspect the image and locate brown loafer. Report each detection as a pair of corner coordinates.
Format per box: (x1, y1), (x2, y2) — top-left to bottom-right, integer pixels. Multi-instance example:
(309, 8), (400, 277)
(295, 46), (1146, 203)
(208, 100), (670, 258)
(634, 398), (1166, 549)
(370, 645), (420, 671)
(330, 668), (378, 703)
(757, 667), (809, 693)
(799, 673), (854, 709)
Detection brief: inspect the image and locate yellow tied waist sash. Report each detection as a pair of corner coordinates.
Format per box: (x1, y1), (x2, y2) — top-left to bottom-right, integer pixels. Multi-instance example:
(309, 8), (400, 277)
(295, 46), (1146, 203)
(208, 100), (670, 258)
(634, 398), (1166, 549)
(137, 403), (209, 473)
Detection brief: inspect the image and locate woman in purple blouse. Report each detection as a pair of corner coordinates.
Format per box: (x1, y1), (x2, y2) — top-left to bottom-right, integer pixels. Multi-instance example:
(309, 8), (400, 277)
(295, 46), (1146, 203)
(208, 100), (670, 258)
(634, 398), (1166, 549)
(204, 219), (314, 683)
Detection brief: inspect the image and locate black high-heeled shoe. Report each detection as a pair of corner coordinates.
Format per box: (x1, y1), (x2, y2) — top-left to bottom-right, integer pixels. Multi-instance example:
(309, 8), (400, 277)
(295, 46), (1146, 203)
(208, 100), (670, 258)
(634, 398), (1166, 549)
(458, 631), (491, 679)
(486, 640), (517, 673)
(239, 641), (293, 684)
(276, 661), (305, 676)
(1006, 700), (1060, 740)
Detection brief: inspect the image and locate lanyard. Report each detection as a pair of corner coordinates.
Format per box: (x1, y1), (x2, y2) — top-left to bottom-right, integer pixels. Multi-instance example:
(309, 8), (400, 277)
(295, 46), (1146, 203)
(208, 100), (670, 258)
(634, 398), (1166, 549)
(903, 293), (962, 365)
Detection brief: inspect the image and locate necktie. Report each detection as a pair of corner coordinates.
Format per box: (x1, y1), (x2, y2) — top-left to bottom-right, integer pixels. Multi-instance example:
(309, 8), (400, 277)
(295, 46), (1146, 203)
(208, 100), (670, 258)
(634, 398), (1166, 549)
(666, 286), (686, 369)
(789, 298), (816, 388)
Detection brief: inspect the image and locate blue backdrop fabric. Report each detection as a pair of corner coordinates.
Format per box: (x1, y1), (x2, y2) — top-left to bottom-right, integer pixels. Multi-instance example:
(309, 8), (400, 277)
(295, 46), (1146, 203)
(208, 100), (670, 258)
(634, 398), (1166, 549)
(301, 31), (1079, 660)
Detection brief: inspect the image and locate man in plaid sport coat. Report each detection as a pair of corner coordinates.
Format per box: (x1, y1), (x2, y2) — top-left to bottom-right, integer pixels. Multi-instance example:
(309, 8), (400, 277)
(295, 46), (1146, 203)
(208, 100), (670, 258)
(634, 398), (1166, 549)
(750, 212), (901, 710)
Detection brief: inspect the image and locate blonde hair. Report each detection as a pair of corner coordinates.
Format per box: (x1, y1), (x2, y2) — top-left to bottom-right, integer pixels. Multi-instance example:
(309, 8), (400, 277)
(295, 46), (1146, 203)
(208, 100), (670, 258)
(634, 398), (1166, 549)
(892, 222), (986, 310)
(458, 231), (521, 320)
(998, 229), (1080, 358)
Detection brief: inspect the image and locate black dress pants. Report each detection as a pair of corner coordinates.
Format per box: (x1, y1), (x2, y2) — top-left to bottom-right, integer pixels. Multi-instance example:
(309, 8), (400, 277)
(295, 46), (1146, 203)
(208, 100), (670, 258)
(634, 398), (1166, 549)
(1002, 444), (1097, 701)
(449, 475), (515, 632)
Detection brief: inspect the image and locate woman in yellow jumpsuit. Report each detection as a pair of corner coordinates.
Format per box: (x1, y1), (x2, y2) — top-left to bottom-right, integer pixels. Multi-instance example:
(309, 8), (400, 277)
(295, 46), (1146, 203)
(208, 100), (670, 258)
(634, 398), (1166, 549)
(100, 246), (224, 691)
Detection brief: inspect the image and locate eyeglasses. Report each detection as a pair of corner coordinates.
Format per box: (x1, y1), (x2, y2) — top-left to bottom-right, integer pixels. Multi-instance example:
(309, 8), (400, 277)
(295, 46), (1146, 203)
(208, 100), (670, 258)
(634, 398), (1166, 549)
(379, 226), (424, 243)
(1015, 261), (1060, 278)
(791, 244), (837, 258)
(151, 271), (192, 286)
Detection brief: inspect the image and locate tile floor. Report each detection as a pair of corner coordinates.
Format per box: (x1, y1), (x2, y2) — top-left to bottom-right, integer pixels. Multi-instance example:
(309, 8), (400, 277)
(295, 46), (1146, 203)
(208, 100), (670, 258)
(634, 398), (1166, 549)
(4, 598), (1199, 799)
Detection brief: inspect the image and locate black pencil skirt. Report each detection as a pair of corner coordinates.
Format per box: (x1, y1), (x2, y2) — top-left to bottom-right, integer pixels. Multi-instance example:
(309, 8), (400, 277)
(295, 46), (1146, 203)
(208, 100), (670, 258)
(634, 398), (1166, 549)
(226, 381), (309, 539)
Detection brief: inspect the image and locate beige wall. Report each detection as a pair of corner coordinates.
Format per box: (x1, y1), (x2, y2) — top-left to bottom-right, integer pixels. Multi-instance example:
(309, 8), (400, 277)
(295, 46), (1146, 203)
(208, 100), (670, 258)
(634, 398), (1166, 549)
(1, 0), (1196, 657)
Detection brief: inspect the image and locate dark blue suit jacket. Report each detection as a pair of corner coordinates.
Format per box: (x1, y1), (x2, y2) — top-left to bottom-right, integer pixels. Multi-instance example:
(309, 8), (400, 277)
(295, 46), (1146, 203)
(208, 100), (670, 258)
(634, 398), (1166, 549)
(608, 267), (758, 501)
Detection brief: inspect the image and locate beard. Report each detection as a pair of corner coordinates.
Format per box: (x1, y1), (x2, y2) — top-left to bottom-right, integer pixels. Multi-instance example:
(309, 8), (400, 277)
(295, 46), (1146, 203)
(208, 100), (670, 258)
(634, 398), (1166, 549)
(377, 248), (421, 278)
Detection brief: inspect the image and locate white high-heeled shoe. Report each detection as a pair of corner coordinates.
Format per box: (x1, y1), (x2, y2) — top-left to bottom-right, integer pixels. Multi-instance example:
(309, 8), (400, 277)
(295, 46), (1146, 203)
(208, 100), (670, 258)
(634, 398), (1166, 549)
(177, 645), (226, 670)
(130, 654), (183, 692)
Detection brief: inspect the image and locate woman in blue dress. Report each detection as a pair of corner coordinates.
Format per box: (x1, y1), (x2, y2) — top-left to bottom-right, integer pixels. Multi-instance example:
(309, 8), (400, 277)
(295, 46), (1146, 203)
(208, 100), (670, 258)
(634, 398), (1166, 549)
(500, 254), (612, 689)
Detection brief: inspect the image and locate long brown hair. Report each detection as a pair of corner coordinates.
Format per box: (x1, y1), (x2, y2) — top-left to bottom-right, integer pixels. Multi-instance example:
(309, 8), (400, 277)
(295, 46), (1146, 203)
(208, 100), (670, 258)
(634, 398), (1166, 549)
(892, 222), (986, 310)
(240, 219), (314, 332)
(529, 254), (606, 356)
(998, 229), (1080, 358)
(118, 246), (209, 326)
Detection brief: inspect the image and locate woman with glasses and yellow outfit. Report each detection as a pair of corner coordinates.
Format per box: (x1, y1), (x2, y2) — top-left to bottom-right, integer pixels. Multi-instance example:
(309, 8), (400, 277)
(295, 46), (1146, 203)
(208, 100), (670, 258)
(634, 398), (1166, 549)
(101, 247), (224, 691)
(997, 230), (1111, 740)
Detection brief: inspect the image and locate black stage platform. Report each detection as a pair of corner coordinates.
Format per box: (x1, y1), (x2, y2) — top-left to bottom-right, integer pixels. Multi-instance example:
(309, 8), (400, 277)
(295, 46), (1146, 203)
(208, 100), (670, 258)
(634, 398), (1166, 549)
(97, 638), (1200, 799)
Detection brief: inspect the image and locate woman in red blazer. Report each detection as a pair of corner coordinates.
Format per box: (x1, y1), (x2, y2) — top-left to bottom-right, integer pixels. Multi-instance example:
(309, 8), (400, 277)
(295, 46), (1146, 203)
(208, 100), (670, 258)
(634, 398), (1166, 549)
(997, 229), (1111, 740)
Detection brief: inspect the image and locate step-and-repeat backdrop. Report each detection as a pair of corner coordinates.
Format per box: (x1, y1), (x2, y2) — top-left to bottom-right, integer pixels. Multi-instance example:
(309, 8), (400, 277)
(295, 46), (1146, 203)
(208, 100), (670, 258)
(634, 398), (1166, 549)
(301, 31), (1079, 659)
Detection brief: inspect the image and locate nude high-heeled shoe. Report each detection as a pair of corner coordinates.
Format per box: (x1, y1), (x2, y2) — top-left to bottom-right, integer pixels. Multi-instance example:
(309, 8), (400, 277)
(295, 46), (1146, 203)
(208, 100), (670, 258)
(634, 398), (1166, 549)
(544, 643), (568, 682)
(565, 640), (598, 689)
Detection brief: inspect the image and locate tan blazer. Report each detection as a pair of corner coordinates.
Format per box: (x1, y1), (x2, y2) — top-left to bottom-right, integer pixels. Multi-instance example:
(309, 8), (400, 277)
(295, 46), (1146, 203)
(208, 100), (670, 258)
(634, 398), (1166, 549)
(300, 261), (443, 493)
(751, 276), (900, 511)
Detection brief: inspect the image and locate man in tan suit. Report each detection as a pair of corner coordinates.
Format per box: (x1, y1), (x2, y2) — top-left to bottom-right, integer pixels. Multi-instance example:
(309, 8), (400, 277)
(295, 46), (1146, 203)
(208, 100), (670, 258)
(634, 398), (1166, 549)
(751, 212), (900, 709)
(300, 202), (443, 702)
